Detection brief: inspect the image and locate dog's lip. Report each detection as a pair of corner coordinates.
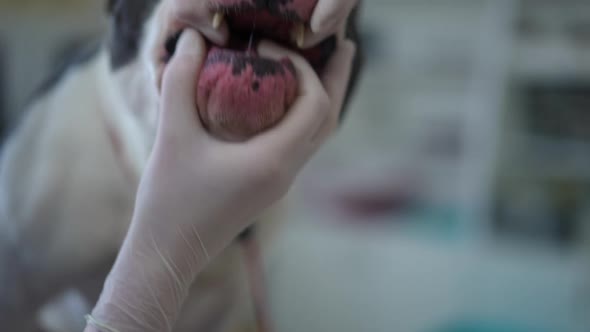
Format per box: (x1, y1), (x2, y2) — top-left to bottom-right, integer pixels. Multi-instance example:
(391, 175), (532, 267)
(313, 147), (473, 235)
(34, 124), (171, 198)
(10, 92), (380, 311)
(211, 4), (308, 23)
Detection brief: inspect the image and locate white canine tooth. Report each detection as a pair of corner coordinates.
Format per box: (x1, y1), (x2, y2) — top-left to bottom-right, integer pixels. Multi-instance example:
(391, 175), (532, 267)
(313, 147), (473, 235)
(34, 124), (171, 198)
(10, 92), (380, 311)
(212, 12), (224, 29)
(293, 23), (305, 48)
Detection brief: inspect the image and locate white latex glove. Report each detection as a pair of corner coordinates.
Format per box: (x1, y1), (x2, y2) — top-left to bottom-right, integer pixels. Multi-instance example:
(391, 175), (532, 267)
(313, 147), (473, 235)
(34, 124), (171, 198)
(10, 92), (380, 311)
(87, 27), (356, 332)
(304, 0), (361, 48)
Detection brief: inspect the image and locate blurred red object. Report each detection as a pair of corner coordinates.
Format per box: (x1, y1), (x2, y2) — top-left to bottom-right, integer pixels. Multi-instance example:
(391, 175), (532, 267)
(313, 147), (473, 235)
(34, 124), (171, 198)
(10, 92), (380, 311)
(299, 161), (425, 223)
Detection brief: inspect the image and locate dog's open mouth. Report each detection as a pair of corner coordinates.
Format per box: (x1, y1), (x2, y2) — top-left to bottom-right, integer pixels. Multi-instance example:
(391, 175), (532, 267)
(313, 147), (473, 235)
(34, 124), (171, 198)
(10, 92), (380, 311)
(163, 1), (337, 141)
(165, 3), (337, 73)
(212, 6), (337, 71)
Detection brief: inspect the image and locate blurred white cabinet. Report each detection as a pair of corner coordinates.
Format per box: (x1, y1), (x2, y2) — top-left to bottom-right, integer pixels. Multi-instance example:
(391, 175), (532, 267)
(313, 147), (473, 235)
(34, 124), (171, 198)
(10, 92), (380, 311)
(307, 0), (517, 242)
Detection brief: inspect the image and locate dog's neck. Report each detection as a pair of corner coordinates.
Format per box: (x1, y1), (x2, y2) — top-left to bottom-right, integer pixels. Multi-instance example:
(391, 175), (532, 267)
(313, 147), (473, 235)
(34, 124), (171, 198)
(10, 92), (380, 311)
(100, 48), (159, 181)
(56, 47), (158, 181)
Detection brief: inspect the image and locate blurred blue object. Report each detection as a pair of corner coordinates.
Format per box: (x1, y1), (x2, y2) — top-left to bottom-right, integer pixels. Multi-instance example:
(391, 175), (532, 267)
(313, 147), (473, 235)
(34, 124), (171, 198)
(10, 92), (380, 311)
(436, 321), (551, 332)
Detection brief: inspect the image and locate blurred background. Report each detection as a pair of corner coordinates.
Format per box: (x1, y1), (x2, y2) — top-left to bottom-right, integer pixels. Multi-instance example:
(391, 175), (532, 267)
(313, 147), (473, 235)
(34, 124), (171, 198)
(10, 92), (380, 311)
(1, 0), (589, 331)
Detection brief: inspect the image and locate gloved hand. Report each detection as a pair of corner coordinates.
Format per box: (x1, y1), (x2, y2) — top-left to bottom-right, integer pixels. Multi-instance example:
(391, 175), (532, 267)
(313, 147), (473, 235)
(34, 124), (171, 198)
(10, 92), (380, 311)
(88, 27), (356, 332)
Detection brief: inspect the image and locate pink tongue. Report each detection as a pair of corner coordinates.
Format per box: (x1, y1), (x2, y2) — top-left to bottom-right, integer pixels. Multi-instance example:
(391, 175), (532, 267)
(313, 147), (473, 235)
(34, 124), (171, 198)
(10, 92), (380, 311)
(196, 48), (297, 142)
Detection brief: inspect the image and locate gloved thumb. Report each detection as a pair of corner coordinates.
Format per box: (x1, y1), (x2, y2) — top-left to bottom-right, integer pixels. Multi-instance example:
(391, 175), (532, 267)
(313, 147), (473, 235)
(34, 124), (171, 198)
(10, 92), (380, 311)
(159, 29), (208, 140)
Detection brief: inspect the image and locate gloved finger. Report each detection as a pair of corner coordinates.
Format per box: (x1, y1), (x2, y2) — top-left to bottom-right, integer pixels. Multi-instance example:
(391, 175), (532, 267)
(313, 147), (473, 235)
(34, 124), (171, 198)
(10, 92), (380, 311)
(313, 39), (357, 144)
(248, 40), (329, 160)
(159, 29), (208, 140)
(302, 0), (358, 48)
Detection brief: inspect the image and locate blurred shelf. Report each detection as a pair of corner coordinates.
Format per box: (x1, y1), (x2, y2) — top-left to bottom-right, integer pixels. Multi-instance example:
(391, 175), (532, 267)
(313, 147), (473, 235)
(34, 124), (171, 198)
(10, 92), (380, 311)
(512, 43), (590, 81)
(502, 134), (590, 180)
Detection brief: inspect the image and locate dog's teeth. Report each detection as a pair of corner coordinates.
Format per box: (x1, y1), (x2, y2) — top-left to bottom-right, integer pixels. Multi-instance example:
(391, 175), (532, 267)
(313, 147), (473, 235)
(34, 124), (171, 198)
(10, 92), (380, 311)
(212, 12), (224, 29)
(293, 23), (305, 48)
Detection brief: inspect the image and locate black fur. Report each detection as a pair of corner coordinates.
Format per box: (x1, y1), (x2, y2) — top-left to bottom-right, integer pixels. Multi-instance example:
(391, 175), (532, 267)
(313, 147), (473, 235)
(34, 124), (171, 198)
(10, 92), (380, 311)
(238, 226), (255, 242)
(0, 45), (5, 141)
(340, 4), (364, 122)
(107, 0), (160, 69)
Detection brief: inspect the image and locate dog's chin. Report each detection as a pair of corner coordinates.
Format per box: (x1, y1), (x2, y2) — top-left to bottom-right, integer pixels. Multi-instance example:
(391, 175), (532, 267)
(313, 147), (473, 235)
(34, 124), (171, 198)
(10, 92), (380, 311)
(161, 3), (337, 142)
